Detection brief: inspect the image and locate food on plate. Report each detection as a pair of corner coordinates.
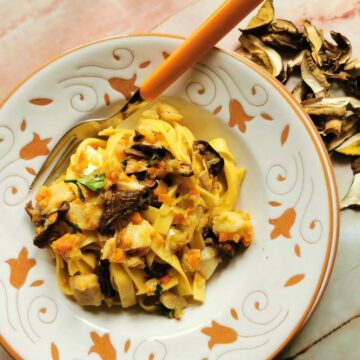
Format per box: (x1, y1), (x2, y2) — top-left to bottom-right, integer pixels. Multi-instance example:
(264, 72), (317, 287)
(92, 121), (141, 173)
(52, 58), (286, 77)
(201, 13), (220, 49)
(239, 0), (360, 210)
(26, 102), (253, 318)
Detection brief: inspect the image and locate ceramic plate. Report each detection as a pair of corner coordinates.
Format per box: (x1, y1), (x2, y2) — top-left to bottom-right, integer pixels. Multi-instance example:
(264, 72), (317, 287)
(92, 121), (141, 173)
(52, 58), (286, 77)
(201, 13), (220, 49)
(0, 35), (339, 360)
(155, 1), (345, 328)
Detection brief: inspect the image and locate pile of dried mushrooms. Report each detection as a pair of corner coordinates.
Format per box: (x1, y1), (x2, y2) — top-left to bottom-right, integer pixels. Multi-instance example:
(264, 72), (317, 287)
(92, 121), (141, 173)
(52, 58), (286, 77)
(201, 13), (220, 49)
(239, 0), (360, 209)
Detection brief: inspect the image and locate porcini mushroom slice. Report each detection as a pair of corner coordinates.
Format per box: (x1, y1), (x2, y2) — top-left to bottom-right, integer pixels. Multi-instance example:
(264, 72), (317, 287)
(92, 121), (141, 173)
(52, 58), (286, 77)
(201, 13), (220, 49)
(301, 51), (330, 96)
(340, 158), (360, 209)
(335, 133), (360, 156)
(303, 20), (324, 66)
(239, 34), (283, 77)
(243, 0), (274, 32)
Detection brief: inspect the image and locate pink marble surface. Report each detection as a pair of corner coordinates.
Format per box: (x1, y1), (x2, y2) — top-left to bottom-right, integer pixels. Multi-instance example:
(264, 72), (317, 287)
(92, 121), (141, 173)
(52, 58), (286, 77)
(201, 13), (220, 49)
(0, 0), (196, 102)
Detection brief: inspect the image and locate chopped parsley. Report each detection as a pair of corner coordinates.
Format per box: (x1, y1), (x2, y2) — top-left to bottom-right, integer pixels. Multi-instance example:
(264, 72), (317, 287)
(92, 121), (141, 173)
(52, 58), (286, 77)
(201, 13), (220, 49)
(65, 174), (106, 200)
(68, 182), (85, 201)
(65, 219), (82, 233)
(156, 304), (175, 318)
(155, 284), (163, 297)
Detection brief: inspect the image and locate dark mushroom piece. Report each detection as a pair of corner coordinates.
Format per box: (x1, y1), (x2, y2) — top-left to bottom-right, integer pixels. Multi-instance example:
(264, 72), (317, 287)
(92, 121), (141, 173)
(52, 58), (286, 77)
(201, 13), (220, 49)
(99, 187), (150, 232)
(202, 227), (218, 246)
(96, 259), (116, 298)
(145, 261), (170, 278)
(148, 194), (162, 209)
(346, 77), (360, 98)
(193, 140), (225, 176)
(202, 226), (244, 260)
(25, 201), (46, 227)
(216, 241), (245, 260)
(33, 224), (62, 249)
(133, 131), (145, 142)
(124, 144), (172, 161)
(125, 144), (193, 178)
(124, 158), (149, 180)
(164, 160), (193, 177)
(25, 202), (71, 248)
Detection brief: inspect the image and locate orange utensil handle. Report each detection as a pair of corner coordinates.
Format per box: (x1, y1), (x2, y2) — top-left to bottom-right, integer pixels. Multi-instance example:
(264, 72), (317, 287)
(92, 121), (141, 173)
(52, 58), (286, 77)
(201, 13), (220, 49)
(140, 0), (263, 100)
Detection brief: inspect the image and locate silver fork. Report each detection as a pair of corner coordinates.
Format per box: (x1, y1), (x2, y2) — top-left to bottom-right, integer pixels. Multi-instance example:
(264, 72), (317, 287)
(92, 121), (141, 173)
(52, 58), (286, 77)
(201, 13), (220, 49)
(30, 0), (262, 189)
(30, 91), (145, 188)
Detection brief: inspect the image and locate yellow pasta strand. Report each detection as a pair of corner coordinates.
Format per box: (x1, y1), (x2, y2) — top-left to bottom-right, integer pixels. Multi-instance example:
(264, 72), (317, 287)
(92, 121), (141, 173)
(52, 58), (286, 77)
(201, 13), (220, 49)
(55, 254), (73, 295)
(153, 205), (174, 235)
(110, 263), (137, 308)
(193, 271), (206, 302)
(123, 266), (149, 295)
(138, 119), (190, 162)
(151, 239), (192, 296)
(67, 259), (79, 276)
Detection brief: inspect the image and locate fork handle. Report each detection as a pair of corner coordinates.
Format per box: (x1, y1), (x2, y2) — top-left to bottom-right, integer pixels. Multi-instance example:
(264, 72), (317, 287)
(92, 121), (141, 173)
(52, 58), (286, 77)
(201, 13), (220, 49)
(140, 0), (263, 100)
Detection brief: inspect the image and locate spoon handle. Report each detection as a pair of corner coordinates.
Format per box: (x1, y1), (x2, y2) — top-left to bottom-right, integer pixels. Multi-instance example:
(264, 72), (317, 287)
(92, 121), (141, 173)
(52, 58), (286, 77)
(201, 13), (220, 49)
(140, 0), (263, 100)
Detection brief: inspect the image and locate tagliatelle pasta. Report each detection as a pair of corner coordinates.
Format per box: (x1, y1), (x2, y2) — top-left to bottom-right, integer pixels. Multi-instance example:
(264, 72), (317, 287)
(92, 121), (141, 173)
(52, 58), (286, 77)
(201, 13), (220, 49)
(26, 102), (253, 319)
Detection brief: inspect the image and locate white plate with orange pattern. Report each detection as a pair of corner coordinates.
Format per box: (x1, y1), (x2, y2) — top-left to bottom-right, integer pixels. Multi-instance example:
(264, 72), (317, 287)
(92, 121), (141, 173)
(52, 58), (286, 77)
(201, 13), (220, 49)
(0, 34), (339, 360)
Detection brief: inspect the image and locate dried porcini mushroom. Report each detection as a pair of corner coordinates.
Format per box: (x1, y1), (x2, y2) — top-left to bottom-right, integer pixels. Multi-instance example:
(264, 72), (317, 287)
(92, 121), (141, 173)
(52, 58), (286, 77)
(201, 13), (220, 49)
(239, 34), (283, 77)
(301, 51), (330, 96)
(335, 133), (360, 156)
(352, 157), (360, 174)
(345, 59), (360, 71)
(330, 31), (352, 65)
(239, 0), (360, 212)
(243, 0), (274, 32)
(304, 104), (346, 118)
(261, 32), (303, 51)
(292, 81), (310, 102)
(277, 66), (289, 84)
(322, 97), (360, 113)
(346, 77), (360, 98)
(287, 50), (306, 73)
(341, 115), (358, 133)
(327, 118), (358, 152)
(302, 20), (324, 66)
(340, 171), (360, 209)
(340, 157), (360, 209)
(320, 119), (342, 137)
(323, 71), (350, 81)
(301, 97), (360, 118)
(269, 19), (299, 34)
(260, 18), (304, 50)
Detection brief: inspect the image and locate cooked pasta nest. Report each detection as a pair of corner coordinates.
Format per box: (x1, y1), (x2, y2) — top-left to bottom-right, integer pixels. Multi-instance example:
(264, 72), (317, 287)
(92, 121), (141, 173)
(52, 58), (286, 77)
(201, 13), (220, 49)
(26, 102), (253, 319)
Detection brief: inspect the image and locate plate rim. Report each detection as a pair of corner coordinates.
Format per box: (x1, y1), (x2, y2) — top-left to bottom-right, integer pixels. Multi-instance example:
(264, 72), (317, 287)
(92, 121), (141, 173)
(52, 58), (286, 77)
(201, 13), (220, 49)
(0, 33), (340, 360)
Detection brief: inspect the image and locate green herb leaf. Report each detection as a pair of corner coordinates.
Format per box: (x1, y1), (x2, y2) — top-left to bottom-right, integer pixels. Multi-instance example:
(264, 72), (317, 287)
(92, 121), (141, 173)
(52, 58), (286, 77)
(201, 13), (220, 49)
(77, 174), (106, 192)
(65, 219), (82, 233)
(155, 284), (163, 297)
(65, 174), (106, 197)
(65, 179), (85, 201)
(156, 304), (175, 318)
